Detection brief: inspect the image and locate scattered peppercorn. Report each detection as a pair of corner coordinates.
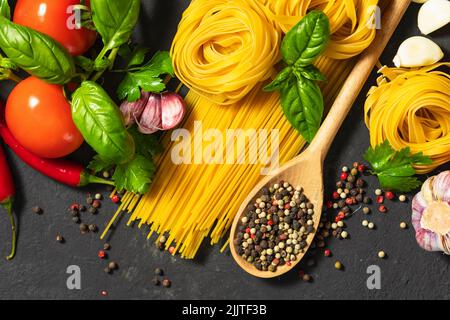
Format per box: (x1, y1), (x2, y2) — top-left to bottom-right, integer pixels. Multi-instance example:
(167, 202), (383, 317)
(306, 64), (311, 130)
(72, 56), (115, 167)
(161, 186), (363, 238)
(385, 191), (395, 200)
(80, 223), (89, 234)
(95, 193), (102, 200)
(79, 205), (86, 212)
(363, 207), (370, 214)
(302, 274), (311, 282)
(324, 249), (331, 257)
(92, 200), (101, 209)
(111, 195), (120, 204)
(154, 268), (164, 276)
(98, 250), (107, 259)
(86, 196), (94, 205)
(103, 243), (111, 250)
(152, 277), (160, 286)
(32, 206), (43, 215)
(72, 216), (80, 224)
(70, 203), (79, 211)
(101, 290), (108, 296)
(88, 224), (98, 232)
(104, 267), (111, 274)
(400, 222), (407, 229)
(399, 195), (407, 202)
(89, 207), (98, 215)
(162, 279), (171, 288)
(375, 189), (383, 196)
(108, 262), (118, 270)
(378, 251), (386, 259)
(334, 261), (343, 270)
(56, 234), (64, 243)
(340, 231), (348, 239)
(378, 205), (387, 213)
(368, 222), (375, 229)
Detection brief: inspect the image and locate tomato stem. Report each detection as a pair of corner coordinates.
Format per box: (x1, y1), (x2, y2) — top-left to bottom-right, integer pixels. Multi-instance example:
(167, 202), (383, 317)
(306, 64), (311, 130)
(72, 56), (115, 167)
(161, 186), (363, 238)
(7, 72), (22, 83)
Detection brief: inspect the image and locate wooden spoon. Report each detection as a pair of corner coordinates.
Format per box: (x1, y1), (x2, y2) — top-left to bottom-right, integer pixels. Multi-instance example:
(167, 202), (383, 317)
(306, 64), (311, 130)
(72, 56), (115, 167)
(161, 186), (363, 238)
(229, 0), (411, 278)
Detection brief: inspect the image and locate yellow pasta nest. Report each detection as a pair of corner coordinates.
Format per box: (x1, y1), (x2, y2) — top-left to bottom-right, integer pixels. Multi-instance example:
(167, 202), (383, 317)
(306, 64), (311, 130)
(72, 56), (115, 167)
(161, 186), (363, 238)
(365, 63), (450, 174)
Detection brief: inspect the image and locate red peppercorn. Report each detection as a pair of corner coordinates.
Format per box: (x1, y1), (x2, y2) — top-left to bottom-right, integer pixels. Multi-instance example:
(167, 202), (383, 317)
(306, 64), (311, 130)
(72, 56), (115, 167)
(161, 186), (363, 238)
(335, 216), (342, 223)
(169, 246), (176, 254)
(377, 195), (384, 204)
(338, 211), (345, 219)
(326, 200), (333, 209)
(357, 164), (366, 173)
(111, 195), (120, 203)
(378, 205), (387, 213)
(324, 249), (331, 257)
(340, 172), (348, 181)
(284, 203), (291, 210)
(70, 203), (79, 211)
(286, 261), (292, 266)
(352, 161), (359, 168)
(98, 250), (106, 259)
(245, 228), (251, 234)
(251, 234), (256, 240)
(332, 191), (340, 200)
(267, 220), (273, 226)
(298, 270), (305, 277)
(345, 198), (353, 205)
(101, 290), (108, 296)
(385, 191), (395, 200)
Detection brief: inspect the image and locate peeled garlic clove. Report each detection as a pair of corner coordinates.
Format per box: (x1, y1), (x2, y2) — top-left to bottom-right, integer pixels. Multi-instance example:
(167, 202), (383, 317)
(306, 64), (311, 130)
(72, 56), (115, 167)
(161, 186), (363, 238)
(160, 92), (186, 130)
(412, 171), (450, 255)
(137, 93), (162, 134)
(418, 0), (450, 35)
(393, 36), (444, 68)
(120, 92), (150, 126)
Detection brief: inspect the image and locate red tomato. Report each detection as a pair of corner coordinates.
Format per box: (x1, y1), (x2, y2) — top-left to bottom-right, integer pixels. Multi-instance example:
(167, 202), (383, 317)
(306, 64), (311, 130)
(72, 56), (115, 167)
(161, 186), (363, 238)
(13, 0), (96, 56)
(6, 77), (84, 159)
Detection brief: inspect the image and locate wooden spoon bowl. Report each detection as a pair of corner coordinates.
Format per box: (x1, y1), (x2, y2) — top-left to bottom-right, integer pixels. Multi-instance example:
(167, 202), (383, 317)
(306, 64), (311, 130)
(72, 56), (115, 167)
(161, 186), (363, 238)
(229, 0), (411, 278)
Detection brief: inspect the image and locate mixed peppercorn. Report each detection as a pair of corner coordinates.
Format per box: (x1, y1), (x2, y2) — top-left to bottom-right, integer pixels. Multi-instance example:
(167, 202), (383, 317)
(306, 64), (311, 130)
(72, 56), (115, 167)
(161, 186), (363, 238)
(235, 181), (316, 273)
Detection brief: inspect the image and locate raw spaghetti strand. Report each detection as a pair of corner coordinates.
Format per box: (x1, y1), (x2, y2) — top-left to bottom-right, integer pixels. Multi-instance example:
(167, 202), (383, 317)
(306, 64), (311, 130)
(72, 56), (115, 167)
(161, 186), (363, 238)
(110, 0), (379, 259)
(365, 63), (450, 173)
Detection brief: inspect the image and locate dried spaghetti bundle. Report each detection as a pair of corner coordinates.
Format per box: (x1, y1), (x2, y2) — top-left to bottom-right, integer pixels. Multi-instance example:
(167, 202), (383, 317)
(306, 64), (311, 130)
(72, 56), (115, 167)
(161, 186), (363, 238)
(113, 0), (380, 259)
(365, 63), (450, 173)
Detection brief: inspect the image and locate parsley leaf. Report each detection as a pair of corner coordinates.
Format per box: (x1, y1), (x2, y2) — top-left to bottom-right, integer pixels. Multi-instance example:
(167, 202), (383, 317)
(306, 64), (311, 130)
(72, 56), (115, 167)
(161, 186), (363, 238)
(117, 51), (174, 102)
(88, 155), (114, 173)
(113, 155), (156, 194)
(363, 140), (432, 192)
(128, 126), (163, 158)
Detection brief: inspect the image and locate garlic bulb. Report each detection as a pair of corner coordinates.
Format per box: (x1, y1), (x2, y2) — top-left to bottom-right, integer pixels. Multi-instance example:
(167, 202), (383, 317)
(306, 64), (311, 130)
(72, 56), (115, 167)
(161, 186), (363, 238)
(120, 91), (186, 134)
(418, 0), (450, 35)
(412, 171), (450, 254)
(393, 36), (444, 68)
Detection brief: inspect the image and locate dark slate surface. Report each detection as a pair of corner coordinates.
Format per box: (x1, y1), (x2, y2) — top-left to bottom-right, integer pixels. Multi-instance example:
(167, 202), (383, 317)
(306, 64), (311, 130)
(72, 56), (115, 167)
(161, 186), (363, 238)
(0, 1), (449, 300)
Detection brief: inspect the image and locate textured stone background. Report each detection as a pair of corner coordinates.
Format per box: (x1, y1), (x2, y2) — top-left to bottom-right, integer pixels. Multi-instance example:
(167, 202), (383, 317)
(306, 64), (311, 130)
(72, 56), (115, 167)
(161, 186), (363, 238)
(0, 1), (448, 300)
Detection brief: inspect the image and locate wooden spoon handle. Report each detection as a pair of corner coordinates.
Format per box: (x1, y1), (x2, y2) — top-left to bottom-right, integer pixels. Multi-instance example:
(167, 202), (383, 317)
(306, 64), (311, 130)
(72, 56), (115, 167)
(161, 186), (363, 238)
(308, 0), (411, 158)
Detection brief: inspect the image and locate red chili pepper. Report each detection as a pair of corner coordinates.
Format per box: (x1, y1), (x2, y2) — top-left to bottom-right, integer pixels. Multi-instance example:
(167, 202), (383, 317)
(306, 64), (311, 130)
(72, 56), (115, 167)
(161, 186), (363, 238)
(0, 104), (113, 188)
(0, 143), (16, 260)
(385, 191), (395, 200)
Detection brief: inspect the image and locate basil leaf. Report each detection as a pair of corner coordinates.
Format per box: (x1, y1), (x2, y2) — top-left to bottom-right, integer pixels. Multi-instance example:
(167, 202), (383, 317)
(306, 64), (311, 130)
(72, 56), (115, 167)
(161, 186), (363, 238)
(280, 75), (324, 143)
(297, 65), (327, 82)
(71, 81), (136, 164)
(113, 154), (156, 194)
(263, 67), (292, 92)
(0, 17), (75, 84)
(281, 11), (330, 67)
(91, 0), (140, 52)
(0, 0), (10, 19)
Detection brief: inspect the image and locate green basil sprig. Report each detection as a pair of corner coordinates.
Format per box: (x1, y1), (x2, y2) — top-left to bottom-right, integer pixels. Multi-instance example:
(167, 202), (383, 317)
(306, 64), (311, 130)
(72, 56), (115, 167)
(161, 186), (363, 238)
(91, 0), (141, 53)
(0, 0), (10, 19)
(0, 16), (75, 84)
(265, 11), (330, 143)
(71, 81), (136, 164)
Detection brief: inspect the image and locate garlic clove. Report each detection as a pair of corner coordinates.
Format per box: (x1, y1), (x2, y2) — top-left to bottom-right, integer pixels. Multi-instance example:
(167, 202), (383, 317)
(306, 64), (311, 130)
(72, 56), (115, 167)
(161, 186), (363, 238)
(413, 0), (429, 3)
(137, 93), (162, 134)
(120, 92), (150, 126)
(418, 0), (450, 35)
(160, 92), (186, 130)
(393, 36), (444, 68)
